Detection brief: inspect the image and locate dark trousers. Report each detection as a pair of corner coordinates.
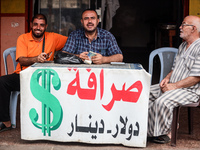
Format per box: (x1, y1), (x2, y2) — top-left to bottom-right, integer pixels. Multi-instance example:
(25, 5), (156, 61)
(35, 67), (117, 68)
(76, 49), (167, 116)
(0, 73), (20, 122)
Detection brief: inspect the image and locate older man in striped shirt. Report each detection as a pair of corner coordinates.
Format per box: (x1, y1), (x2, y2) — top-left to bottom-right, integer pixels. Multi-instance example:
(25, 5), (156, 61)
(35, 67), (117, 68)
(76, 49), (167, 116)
(148, 15), (200, 144)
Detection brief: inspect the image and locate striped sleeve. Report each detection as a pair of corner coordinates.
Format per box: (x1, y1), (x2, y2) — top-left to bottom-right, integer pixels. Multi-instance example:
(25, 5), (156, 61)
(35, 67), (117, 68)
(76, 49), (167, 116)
(190, 54), (200, 76)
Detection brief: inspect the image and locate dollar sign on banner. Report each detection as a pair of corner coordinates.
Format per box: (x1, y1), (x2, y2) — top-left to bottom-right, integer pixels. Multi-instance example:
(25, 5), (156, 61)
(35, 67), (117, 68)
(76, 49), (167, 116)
(29, 69), (63, 136)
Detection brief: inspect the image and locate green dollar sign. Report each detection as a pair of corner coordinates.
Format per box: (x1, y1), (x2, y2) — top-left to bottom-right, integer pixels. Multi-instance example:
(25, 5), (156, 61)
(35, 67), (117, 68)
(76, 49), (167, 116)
(29, 69), (63, 136)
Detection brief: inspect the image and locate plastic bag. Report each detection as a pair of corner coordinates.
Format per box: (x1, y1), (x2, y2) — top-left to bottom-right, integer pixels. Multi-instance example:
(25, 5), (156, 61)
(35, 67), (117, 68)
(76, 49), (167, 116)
(54, 51), (83, 64)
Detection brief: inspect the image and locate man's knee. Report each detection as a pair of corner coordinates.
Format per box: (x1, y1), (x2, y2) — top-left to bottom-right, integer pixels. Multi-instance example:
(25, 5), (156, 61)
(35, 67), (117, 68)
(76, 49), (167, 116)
(0, 74), (20, 91)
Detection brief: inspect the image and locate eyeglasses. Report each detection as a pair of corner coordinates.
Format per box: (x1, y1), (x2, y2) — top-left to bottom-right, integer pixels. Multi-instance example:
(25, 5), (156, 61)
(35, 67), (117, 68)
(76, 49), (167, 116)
(181, 23), (194, 28)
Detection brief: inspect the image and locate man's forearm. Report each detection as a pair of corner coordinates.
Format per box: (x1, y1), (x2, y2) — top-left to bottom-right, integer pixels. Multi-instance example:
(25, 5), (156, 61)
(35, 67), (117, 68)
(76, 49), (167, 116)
(161, 76), (200, 92)
(165, 70), (173, 79)
(175, 76), (200, 89)
(18, 56), (38, 66)
(18, 52), (48, 66)
(102, 54), (123, 64)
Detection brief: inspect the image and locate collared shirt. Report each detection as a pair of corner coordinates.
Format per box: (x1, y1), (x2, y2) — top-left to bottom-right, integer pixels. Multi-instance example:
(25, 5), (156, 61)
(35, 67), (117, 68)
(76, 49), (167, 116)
(170, 38), (200, 95)
(62, 27), (122, 56)
(14, 31), (68, 74)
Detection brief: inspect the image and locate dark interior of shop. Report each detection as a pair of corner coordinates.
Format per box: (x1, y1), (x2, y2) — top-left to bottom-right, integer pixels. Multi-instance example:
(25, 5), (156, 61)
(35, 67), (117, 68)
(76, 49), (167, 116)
(109, 0), (183, 84)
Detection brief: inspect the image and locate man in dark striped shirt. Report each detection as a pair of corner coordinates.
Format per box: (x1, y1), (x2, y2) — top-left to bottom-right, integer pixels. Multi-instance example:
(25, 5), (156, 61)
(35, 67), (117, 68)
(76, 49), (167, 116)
(62, 9), (123, 64)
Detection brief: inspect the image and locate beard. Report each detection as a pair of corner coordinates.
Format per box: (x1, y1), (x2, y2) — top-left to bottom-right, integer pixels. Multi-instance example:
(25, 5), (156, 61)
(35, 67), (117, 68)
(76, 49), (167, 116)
(32, 29), (45, 38)
(84, 23), (97, 33)
(180, 32), (187, 40)
(86, 28), (96, 33)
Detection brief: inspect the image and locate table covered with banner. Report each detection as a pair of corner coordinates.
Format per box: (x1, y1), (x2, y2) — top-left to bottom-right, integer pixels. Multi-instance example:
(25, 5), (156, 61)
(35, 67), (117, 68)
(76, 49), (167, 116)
(20, 62), (151, 147)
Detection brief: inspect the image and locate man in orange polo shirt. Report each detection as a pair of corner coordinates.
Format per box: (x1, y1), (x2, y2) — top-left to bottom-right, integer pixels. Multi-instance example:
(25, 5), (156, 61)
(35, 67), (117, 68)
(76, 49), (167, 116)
(0, 14), (67, 132)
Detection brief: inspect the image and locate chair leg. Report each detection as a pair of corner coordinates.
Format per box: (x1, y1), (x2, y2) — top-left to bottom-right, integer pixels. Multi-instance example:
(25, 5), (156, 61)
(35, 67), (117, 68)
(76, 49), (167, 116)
(188, 107), (194, 134)
(9, 91), (19, 128)
(171, 107), (180, 147)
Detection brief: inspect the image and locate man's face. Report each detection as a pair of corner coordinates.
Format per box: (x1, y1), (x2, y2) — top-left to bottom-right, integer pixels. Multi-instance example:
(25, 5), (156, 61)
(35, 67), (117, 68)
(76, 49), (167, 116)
(179, 17), (194, 40)
(31, 18), (47, 39)
(81, 10), (99, 33)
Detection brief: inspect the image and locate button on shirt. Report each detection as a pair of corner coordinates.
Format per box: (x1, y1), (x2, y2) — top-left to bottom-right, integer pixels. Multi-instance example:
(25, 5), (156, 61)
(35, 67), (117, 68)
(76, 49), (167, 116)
(62, 27), (122, 56)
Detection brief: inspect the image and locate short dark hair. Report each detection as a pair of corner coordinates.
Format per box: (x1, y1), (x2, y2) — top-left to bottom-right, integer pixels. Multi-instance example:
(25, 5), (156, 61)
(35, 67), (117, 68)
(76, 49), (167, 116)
(81, 9), (99, 19)
(32, 14), (47, 24)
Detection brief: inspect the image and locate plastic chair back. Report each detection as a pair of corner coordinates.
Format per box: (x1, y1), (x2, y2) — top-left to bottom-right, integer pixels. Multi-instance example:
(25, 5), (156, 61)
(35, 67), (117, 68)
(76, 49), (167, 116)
(3, 46), (18, 74)
(3, 46), (20, 128)
(148, 47), (178, 84)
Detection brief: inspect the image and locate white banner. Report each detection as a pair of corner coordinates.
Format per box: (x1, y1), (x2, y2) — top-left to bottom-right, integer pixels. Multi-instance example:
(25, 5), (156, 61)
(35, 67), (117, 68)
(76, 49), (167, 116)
(20, 65), (151, 147)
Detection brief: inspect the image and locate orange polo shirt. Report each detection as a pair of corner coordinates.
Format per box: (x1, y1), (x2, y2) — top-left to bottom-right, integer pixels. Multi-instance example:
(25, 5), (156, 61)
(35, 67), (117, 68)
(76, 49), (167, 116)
(14, 31), (68, 74)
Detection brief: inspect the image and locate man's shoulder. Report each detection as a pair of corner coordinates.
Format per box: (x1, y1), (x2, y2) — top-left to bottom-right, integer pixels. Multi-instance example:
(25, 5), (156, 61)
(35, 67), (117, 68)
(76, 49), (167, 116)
(71, 28), (84, 35)
(45, 32), (62, 37)
(98, 27), (111, 34)
(97, 27), (114, 39)
(18, 32), (32, 41)
(68, 28), (84, 39)
(45, 32), (68, 40)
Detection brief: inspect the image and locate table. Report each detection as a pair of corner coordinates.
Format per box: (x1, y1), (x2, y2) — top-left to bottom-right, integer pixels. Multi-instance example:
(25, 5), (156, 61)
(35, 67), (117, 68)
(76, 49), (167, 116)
(20, 63), (151, 147)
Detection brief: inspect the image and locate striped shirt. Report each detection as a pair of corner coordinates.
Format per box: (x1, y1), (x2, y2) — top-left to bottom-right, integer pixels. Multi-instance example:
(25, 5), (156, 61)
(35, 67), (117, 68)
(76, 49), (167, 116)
(170, 38), (200, 95)
(62, 27), (122, 56)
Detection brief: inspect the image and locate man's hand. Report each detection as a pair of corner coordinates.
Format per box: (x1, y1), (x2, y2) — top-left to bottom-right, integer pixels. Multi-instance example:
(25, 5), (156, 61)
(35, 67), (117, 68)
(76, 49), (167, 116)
(91, 53), (103, 64)
(18, 52), (48, 66)
(37, 52), (48, 63)
(160, 78), (170, 88)
(79, 52), (89, 61)
(161, 83), (177, 93)
(159, 70), (172, 93)
(79, 52), (123, 64)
